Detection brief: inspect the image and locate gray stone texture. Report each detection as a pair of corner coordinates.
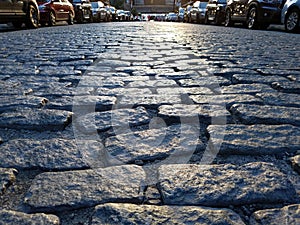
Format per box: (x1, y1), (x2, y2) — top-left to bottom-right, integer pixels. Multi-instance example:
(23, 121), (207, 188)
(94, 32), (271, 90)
(230, 104), (300, 126)
(158, 162), (297, 206)
(91, 203), (245, 225)
(74, 106), (150, 133)
(0, 210), (59, 225)
(158, 104), (230, 123)
(207, 124), (300, 155)
(105, 124), (201, 164)
(24, 165), (146, 212)
(0, 168), (18, 194)
(256, 92), (300, 108)
(190, 94), (262, 108)
(232, 74), (289, 84)
(0, 108), (72, 131)
(221, 84), (275, 94)
(0, 139), (87, 170)
(272, 81), (300, 93)
(249, 204), (300, 225)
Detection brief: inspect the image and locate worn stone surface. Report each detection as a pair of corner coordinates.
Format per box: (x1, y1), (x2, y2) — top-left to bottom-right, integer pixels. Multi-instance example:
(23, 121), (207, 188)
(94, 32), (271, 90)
(256, 92), (300, 108)
(0, 139), (87, 170)
(249, 204), (300, 225)
(50, 95), (117, 111)
(0, 210), (60, 225)
(207, 124), (300, 155)
(272, 81), (300, 93)
(0, 108), (72, 131)
(230, 104), (300, 126)
(291, 155), (300, 174)
(118, 94), (182, 108)
(105, 124), (202, 164)
(91, 203), (246, 225)
(158, 104), (230, 123)
(178, 77), (231, 87)
(0, 95), (48, 113)
(232, 74), (289, 84)
(74, 106), (150, 133)
(24, 165), (146, 212)
(190, 94), (262, 108)
(221, 84), (275, 94)
(0, 168), (18, 194)
(158, 162), (297, 206)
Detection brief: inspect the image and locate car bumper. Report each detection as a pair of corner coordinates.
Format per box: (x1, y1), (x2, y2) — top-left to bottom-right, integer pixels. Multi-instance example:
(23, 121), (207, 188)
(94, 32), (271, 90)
(257, 4), (282, 24)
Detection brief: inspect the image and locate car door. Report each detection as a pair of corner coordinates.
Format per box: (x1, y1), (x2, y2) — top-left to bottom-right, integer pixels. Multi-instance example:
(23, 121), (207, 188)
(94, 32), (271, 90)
(13, 0), (26, 16)
(0, 0), (13, 16)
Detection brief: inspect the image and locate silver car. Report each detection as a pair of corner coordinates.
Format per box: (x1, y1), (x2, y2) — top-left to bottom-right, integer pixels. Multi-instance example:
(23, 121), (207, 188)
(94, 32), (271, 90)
(281, 0), (300, 32)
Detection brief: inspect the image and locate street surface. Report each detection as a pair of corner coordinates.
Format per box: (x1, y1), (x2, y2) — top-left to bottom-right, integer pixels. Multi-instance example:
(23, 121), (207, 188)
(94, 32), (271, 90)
(0, 21), (300, 224)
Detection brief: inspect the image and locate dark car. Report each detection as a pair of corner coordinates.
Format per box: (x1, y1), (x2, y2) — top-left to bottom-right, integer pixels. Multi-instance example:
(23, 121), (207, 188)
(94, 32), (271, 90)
(205, 0), (226, 25)
(70, 0), (92, 23)
(38, 0), (74, 26)
(190, 1), (208, 23)
(106, 5), (116, 21)
(91, 1), (110, 22)
(184, 5), (193, 22)
(224, 0), (283, 29)
(0, 0), (39, 28)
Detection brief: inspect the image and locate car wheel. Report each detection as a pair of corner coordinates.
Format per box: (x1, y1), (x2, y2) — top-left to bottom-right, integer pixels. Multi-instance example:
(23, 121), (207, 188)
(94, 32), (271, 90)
(204, 14), (210, 24)
(49, 11), (56, 26)
(77, 11), (84, 23)
(215, 13), (221, 25)
(25, 4), (39, 28)
(224, 10), (232, 27)
(68, 12), (74, 25)
(247, 7), (259, 29)
(285, 8), (300, 32)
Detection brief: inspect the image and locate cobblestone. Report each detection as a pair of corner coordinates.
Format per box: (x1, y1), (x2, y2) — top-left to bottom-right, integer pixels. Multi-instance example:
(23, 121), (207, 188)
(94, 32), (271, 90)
(249, 204), (300, 225)
(91, 203), (246, 225)
(0, 22), (299, 225)
(0, 209), (59, 225)
(230, 104), (300, 126)
(24, 165), (145, 212)
(158, 162), (297, 206)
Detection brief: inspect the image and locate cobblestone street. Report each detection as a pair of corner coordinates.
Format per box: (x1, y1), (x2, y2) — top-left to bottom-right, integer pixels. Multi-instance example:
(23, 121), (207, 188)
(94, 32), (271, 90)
(0, 22), (300, 224)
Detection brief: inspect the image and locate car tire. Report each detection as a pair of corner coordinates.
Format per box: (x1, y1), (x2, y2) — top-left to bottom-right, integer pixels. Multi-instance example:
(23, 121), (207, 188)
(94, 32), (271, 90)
(49, 11), (56, 26)
(215, 13), (221, 25)
(89, 11), (93, 23)
(68, 12), (74, 25)
(285, 8), (300, 32)
(224, 10), (232, 27)
(25, 4), (39, 28)
(204, 14), (210, 24)
(247, 7), (259, 29)
(77, 11), (84, 23)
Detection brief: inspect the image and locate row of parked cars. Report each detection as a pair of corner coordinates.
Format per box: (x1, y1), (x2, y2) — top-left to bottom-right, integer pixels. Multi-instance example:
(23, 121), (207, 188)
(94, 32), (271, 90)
(0, 0), (132, 29)
(167, 0), (300, 32)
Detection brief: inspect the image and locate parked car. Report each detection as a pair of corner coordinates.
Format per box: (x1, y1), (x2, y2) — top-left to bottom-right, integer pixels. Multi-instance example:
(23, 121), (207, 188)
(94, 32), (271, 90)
(166, 12), (178, 21)
(70, 0), (92, 23)
(178, 7), (185, 22)
(204, 0), (226, 25)
(91, 1), (110, 22)
(224, 0), (283, 29)
(124, 11), (132, 21)
(0, 0), (39, 28)
(184, 5), (193, 22)
(190, 1), (208, 23)
(106, 5), (116, 21)
(281, 0), (300, 32)
(116, 9), (126, 21)
(38, 0), (74, 26)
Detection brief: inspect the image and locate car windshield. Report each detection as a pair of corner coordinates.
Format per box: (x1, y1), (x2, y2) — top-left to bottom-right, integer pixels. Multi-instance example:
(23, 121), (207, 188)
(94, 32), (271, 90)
(72, 0), (82, 3)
